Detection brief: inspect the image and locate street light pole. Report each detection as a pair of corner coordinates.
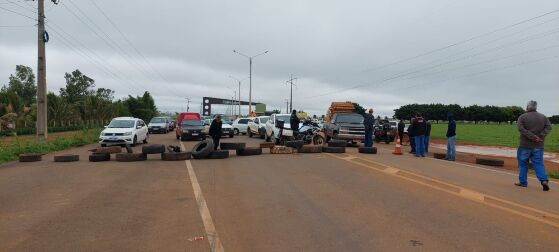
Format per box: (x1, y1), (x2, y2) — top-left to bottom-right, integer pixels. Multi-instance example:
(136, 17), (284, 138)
(37, 0), (47, 142)
(233, 50), (269, 115)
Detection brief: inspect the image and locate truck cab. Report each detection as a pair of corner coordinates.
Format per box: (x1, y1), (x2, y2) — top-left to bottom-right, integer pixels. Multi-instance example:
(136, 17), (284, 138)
(323, 113), (365, 143)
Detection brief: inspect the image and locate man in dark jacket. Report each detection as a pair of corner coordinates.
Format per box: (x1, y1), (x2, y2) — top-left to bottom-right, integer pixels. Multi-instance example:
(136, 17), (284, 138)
(209, 115), (222, 150)
(397, 119), (405, 144)
(445, 113), (456, 161)
(412, 112), (427, 157)
(407, 116), (415, 154)
(424, 119), (432, 153)
(363, 108), (375, 147)
(515, 100), (552, 191)
(290, 110), (300, 137)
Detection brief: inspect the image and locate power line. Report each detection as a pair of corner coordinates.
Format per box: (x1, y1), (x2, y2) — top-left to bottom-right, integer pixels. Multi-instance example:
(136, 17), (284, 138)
(305, 25), (559, 99)
(0, 5), (36, 20)
(3, 0), (36, 13)
(88, 0), (172, 84)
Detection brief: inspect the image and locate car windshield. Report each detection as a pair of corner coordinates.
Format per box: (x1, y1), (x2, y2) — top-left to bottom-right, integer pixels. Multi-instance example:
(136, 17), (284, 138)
(275, 115), (290, 123)
(259, 117), (269, 123)
(150, 118), (166, 123)
(182, 120), (203, 126)
(336, 114), (364, 124)
(108, 120), (135, 128)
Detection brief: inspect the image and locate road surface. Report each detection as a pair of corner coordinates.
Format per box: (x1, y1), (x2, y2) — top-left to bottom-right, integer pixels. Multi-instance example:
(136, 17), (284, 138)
(1, 133), (558, 251)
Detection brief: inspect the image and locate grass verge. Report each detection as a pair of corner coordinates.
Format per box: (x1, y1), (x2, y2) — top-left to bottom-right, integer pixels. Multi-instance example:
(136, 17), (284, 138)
(0, 128), (102, 164)
(430, 123), (559, 152)
(548, 170), (559, 180)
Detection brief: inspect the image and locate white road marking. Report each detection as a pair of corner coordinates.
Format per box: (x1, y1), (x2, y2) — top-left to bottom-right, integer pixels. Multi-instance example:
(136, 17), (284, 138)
(429, 156), (559, 185)
(180, 142), (224, 252)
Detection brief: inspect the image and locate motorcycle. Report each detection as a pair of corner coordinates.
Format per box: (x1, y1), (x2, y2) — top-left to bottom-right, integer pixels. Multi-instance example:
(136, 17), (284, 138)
(295, 120), (325, 145)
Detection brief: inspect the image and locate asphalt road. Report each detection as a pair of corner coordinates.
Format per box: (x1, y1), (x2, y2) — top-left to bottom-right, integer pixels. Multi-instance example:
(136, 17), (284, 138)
(1, 132), (558, 251)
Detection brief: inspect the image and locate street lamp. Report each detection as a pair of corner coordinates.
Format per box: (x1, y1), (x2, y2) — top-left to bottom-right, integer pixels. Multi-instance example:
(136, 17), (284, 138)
(229, 75), (248, 117)
(233, 49), (269, 115)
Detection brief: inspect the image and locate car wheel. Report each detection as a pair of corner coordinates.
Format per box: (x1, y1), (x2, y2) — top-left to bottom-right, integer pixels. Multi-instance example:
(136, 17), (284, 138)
(234, 128), (239, 135)
(143, 133), (149, 144)
(248, 130), (253, 138)
(101, 144), (107, 147)
(132, 135), (137, 147)
(229, 132), (234, 138)
(265, 132), (271, 142)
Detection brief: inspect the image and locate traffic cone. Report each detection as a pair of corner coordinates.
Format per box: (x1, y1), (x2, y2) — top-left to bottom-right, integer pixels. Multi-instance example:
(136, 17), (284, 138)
(393, 136), (403, 155)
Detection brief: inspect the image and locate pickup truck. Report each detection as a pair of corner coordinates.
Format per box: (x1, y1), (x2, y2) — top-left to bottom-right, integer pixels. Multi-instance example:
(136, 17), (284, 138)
(323, 113), (365, 143)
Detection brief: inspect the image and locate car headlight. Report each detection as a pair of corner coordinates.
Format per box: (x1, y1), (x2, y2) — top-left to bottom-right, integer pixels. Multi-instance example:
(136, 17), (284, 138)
(124, 131), (133, 136)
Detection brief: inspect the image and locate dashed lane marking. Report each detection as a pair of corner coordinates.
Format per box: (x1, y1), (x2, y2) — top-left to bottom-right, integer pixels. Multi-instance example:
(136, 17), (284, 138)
(325, 153), (559, 229)
(180, 142), (224, 252)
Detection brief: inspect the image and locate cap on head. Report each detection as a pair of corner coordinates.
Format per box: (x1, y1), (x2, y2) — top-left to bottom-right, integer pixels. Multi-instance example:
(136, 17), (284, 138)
(216, 115), (221, 119)
(368, 108), (373, 113)
(526, 100), (537, 112)
(292, 109), (297, 114)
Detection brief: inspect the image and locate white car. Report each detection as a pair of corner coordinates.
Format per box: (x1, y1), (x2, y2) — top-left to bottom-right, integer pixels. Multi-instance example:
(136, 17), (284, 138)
(232, 117), (253, 135)
(203, 119), (235, 138)
(99, 117), (149, 146)
(148, 116), (170, 134)
(248, 116), (269, 139)
(265, 114), (293, 143)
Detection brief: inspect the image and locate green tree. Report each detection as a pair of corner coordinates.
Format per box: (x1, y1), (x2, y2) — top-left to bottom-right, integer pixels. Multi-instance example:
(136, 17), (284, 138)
(352, 103), (366, 116)
(124, 91), (158, 122)
(47, 92), (72, 127)
(3, 65), (37, 106)
(60, 69), (95, 104)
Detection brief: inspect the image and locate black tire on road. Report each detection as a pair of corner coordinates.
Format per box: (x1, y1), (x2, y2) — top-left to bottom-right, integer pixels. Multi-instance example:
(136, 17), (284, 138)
(54, 154), (80, 162)
(89, 153), (110, 162)
(142, 144), (166, 154)
(433, 153), (446, 159)
(19, 153), (42, 162)
(299, 146), (323, 153)
(476, 158), (504, 167)
(192, 140), (214, 159)
(358, 147), (377, 154)
(323, 146), (346, 153)
(236, 147), (263, 156)
(285, 140), (304, 150)
(328, 140), (347, 147)
(116, 153), (147, 162)
(206, 150), (230, 159)
(125, 144), (134, 153)
(220, 142), (246, 150)
(161, 152), (191, 161)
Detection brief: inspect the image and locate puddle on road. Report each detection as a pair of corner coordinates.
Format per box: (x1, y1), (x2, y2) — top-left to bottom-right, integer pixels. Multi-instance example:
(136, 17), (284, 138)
(431, 144), (559, 164)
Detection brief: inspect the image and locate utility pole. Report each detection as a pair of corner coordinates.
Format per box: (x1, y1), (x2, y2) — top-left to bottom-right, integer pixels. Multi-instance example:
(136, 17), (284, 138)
(237, 80), (241, 117)
(36, 0), (47, 142)
(233, 50), (269, 115)
(286, 74), (297, 112)
(186, 98), (191, 112)
(285, 99), (289, 114)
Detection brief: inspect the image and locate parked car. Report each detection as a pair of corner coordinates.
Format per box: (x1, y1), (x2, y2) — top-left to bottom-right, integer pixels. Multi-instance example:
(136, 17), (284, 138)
(232, 117), (253, 135)
(248, 116), (269, 139)
(148, 116), (171, 134)
(99, 117), (149, 147)
(176, 112), (205, 140)
(323, 113), (365, 143)
(265, 114), (294, 144)
(203, 119), (235, 138)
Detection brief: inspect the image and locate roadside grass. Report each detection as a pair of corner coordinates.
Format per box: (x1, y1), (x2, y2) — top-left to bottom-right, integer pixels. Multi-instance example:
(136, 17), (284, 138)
(430, 123), (559, 152)
(0, 128), (102, 163)
(549, 170), (559, 180)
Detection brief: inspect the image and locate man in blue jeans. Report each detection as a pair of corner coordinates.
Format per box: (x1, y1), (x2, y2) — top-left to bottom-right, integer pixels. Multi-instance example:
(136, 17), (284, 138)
(412, 113), (427, 157)
(515, 100), (552, 191)
(445, 113), (456, 161)
(363, 108), (375, 147)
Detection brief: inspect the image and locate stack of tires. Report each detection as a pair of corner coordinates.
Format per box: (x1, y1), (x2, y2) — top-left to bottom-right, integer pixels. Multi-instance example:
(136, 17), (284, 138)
(89, 146), (122, 162)
(323, 140), (346, 153)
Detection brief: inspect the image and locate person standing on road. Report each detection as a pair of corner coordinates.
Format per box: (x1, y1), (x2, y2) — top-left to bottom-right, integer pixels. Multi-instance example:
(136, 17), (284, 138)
(412, 113), (427, 157)
(424, 119), (432, 153)
(397, 119), (405, 144)
(408, 116), (416, 154)
(209, 115), (223, 150)
(290, 110), (301, 137)
(445, 113), (456, 161)
(363, 108), (375, 147)
(515, 100), (552, 191)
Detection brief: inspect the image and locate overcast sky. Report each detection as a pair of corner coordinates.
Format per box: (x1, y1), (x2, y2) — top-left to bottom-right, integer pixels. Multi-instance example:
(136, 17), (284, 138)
(1, 0), (558, 117)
